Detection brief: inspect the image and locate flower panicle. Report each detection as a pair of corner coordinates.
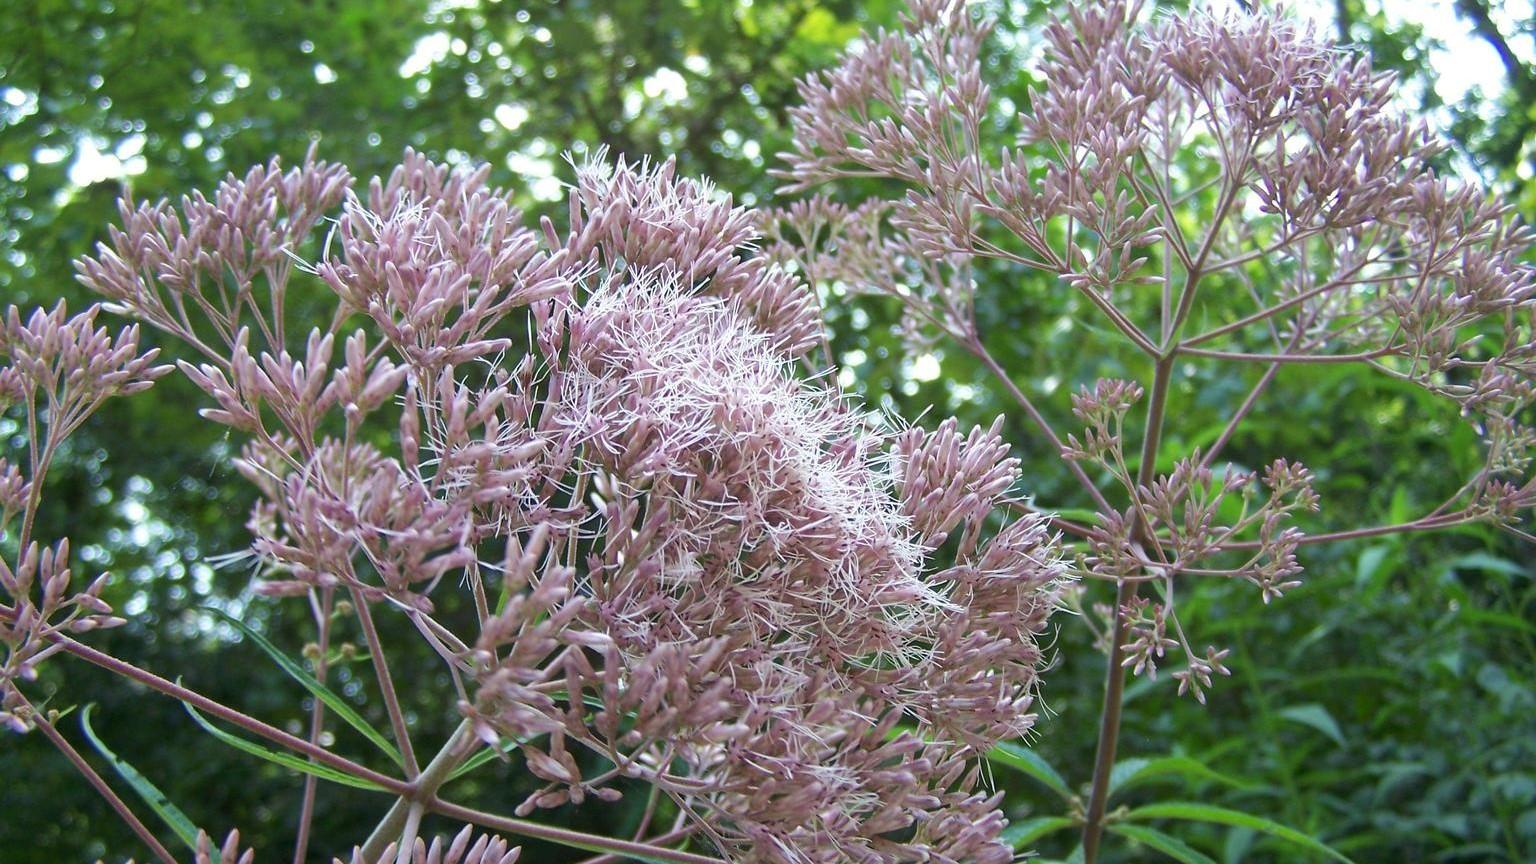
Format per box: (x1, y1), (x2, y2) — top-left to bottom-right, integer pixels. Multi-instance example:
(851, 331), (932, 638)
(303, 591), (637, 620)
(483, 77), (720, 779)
(65, 148), (1067, 862)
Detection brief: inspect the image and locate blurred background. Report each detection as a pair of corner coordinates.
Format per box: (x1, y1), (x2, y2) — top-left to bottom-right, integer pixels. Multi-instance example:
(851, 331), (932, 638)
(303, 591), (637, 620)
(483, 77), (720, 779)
(1, 0), (1533, 861)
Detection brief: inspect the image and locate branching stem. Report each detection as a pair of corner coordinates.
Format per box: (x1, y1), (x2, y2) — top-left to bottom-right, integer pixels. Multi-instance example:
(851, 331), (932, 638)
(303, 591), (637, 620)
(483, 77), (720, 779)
(292, 586), (334, 864)
(425, 797), (724, 864)
(349, 587), (420, 778)
(964, 335), (1115, 513)
(1081, 352), (1175, 863)
(360, 719), (476, 860)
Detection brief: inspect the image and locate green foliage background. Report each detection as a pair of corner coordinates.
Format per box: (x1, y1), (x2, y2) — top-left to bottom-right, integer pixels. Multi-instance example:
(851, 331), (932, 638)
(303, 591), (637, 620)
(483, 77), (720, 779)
(0, 1), (1532, 862)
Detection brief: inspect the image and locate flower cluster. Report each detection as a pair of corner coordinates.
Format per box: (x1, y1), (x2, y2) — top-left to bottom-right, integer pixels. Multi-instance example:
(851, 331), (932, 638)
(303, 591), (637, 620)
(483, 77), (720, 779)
(471, 158), (1066, 862)
(71, 149), (1066, 862)
(125, 827), (521, 864)
(769, 0), (1536, 698)
(12, 3), (1532, 862)
(0, 303), (169, 732)
(336, 827), (520, 864)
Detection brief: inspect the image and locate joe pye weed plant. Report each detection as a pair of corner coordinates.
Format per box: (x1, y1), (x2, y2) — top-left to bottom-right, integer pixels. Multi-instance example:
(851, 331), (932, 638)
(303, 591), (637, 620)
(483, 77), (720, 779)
(2, 0), (1533, 862)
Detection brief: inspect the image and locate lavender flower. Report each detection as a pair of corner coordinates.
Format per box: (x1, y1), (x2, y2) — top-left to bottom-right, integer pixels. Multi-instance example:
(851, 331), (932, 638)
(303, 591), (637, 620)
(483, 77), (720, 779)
(70, 150), (1066, 862)
(14, 4), (1531, 864)
(770, 0), (1536, 701)
(122, 827), (521, 864)
(336, 826), (520, 864)
(1, 303), (166, 732)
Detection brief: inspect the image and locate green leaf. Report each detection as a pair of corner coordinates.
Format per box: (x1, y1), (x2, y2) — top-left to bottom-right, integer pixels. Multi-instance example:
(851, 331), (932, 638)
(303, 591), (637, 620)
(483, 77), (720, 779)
(1354, 545), (1392, 588)
(446, 734), (539, 783)
(1003, 816), (1076, 849)
(1277, 703), (1346, 747)
(1223, 826), (1257, 864)
(80, 704), (202, 852)
(448, 742), (509, 782)
(1388, 485), (1411, 525)
(203, 606), (403, 767)
(1108, 824), (1218, 864)
(180, 700), (388, 792)
(1052, 507), (1103, 526)
(1446, 552), (1528, 579)
(1370, 762), (1431, 804)
(1458, 607), (1536, 636)
(1108, 755), (1256, 800)
(1278, 666), (1406, 692)
(987, 741), (1073, 799)
(1108, 757), (1154, 795)
(1032, 846), (1085, 864)
(1126, 801), (1356, 863)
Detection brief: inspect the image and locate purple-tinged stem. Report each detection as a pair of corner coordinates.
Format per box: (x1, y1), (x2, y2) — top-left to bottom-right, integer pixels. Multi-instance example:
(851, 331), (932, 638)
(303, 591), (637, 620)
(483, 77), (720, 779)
(1082, 352), (1175, 864)
(1067, 281), (1162, 356)
(426, 797), (724, 864)
(965, 336), (1115, 514)
(1224, 512), (1474, 549)
(1179, 345), (1395, 364)
(33, 705), (178, 864)
(1007, 501), (1097, 539)
(395, 803), (425, 864)
(50, 633), (410, 795)
(578, 826), (700, 864)
(1200, 361), (1284, 472)
(1180, 263), (1371, 347)
(359, 719), (475, 861)
(349, 586), (420, 777)
(292, 586), (334, 864)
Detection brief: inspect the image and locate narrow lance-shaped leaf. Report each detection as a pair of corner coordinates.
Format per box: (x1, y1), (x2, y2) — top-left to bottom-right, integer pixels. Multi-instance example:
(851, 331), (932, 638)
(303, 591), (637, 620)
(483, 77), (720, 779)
(180, 699), (389, 792)
(79, 704), (203, 852)
(987, 741), (1074, 800)
(1277, 704), (1347, 748)
(1107, 823), (1218, 864)
(203, 606), (404, 766)
(1126, 801), (1356, 863)
(1003, 816), (1076, 849)
(1108, 755), (1258, 800)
